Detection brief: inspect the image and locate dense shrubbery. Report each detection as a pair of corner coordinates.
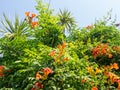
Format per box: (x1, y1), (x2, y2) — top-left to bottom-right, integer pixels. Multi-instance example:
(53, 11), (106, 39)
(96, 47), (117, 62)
(1, 0), (120, 90)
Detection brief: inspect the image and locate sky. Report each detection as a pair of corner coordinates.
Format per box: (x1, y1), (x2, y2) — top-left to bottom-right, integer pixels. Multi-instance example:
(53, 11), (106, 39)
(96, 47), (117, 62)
(0, 0), (120, 27)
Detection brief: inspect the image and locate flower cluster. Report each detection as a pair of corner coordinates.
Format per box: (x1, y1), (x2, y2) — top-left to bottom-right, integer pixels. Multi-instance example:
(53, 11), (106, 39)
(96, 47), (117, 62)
(87, 66), (101, 75)
(102, 63), (120, 89)
(31, 43), (69, 90)
(25, 12), (38, 28)
(104, 71), (120, 89)
(92, 43), (112, 58)
(31, 67), (53, 90)
(86, 62), (120, 90)
(103, 63), (119, 70)
(25, 12), (36, 18)
(49, 42), (69, 63)
(36, 67), (53, 80)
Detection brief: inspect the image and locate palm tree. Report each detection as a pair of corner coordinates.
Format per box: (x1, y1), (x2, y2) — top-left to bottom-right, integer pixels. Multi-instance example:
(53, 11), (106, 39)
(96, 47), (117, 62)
(0, 13), (28, 39)
(58, 9), (76, 34)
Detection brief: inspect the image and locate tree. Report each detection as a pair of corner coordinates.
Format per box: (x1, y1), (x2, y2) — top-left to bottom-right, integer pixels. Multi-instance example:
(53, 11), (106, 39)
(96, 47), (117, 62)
(35, 0), (65, 47)
(0, 14), (28, 39)
(58, 9), (76, 34)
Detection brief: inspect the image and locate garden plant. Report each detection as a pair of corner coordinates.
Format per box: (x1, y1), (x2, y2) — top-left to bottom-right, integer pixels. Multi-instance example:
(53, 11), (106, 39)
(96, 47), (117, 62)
(1, 0), (120, 90)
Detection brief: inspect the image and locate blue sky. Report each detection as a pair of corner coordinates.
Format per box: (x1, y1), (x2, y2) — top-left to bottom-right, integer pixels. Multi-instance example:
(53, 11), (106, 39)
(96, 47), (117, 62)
(0, 0), (120, 27)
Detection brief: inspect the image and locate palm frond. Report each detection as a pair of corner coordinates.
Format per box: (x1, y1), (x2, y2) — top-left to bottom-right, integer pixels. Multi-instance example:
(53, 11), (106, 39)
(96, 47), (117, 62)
(0, 28), (6, 33)
(0, 13), (29, 37)
(0, 20), (12, 33)
(58, 9), (76, 33)
(14, 14), (19, 31)
(19, 20), (28, 35)
(3, 13), (15, 33)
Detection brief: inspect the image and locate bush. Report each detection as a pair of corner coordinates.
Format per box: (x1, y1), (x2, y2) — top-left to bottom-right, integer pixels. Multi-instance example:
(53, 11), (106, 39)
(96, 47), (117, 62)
(1, 0), (120, 90)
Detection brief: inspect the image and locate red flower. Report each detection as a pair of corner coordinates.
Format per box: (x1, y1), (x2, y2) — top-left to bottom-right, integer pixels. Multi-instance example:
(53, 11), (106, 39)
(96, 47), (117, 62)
(43, 67), (53, 77)
(117, 80), (120, 83)
(86, 66), (92, 74)
(64, 57), (69, 61)
(32, 82), (43, 90)
(31, 21), (38, 28)
(113, 63), (119, 70)
(101, 48), (107, 55)
(112, 76), (118, 83)
(35, 82), (43, 89)
(92, 44), (109, 58)
(95, 68), (101, 74)
(25, 12), (30, 17)
(57, 44), (61, 50)
(0, 66), (4, 77)
(31, 13), (36, 18)
(35, 72), (43, 80)
(108, 54), (113, 59)
(92, 48), (99, 58)
(31, 87), (36, 90)
(0, 66), (4, 69)
(91, 86), (98, 90)
(62, 42), (67, 49)
(81, 79), (86, 83)
(49, 50), (55, 57)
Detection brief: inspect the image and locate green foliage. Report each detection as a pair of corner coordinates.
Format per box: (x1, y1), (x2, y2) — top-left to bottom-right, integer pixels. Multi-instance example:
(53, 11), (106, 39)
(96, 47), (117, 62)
(1, 0), (120, 90)
(0, 42), (52, 89)
(0, 36), (27, 61)
(34, 0), (65, 47)
(89, 24), (120, 45)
